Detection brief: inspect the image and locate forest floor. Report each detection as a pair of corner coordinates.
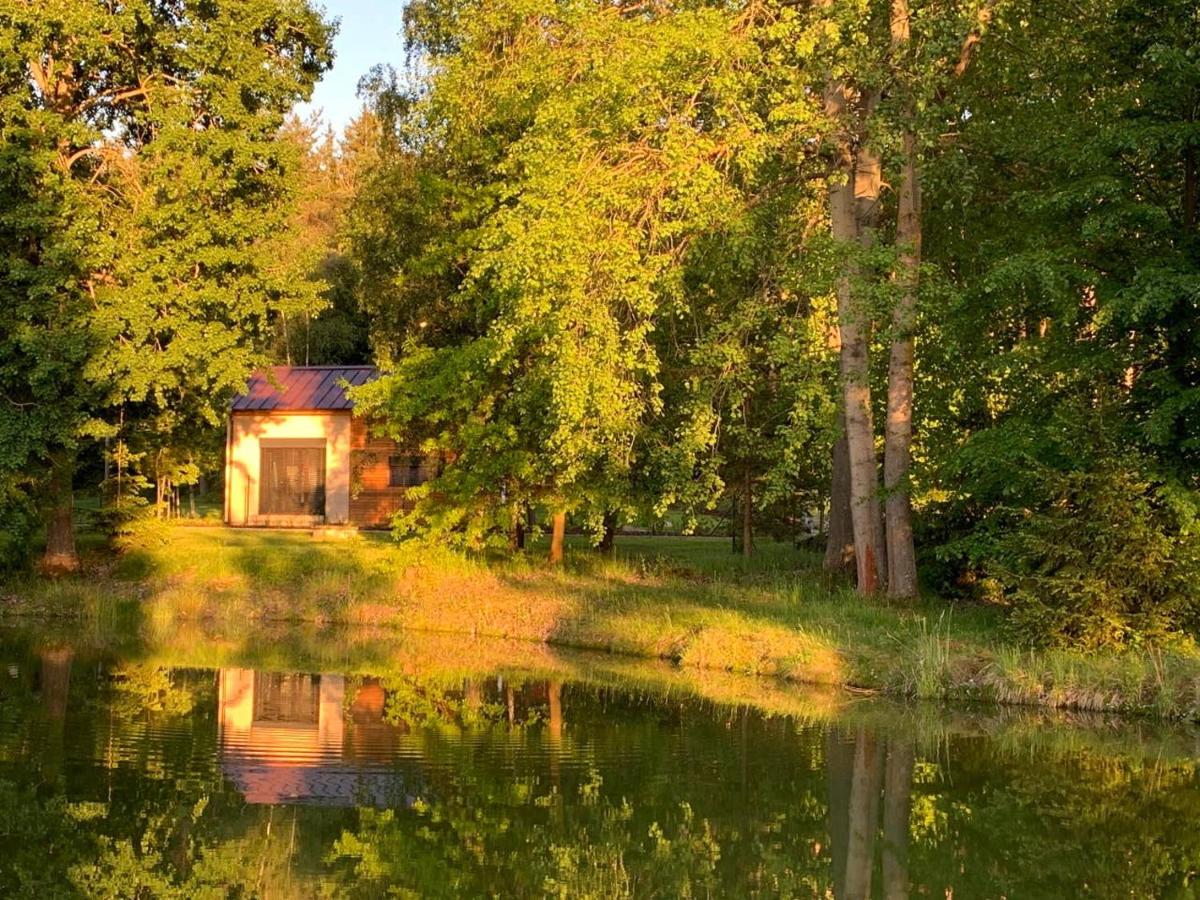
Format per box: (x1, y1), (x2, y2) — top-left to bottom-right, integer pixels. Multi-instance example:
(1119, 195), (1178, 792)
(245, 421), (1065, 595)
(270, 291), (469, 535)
(4, 524), (1200, 721)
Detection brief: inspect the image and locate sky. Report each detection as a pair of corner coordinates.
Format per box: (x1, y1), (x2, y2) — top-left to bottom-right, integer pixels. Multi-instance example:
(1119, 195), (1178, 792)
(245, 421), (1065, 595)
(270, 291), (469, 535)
(294, 0), (408, 134)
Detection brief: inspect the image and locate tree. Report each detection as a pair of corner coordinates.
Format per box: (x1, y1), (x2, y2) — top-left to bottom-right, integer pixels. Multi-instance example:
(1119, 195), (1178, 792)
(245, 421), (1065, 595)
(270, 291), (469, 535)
(0, 0), (334, 569)
(273, 112), (374, 366)
(916, 0), (1200, 644)
(813, 0), (1000, 596)
(350, 0), (795, 549)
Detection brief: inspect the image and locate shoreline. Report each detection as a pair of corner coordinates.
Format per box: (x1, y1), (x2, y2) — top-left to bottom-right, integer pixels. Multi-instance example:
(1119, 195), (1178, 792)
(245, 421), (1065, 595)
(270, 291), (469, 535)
(4, 526), (1199, 723)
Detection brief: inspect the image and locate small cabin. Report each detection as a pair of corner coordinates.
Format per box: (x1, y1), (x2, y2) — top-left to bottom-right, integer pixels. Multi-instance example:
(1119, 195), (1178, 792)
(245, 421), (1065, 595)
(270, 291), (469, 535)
(223, 365), (434, 529)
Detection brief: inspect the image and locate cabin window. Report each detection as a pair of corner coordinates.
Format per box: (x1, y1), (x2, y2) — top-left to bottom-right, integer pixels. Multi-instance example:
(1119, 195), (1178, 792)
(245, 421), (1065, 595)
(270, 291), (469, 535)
(388, 453), (442, 487)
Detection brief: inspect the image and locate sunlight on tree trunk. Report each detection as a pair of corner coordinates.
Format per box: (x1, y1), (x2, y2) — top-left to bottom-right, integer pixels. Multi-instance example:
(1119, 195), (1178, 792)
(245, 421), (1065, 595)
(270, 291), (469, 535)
(464, 679), (482, 712)
(828, 79), (886, 595)
(511, 503), (526, 551)
(884, 0), (921, 600)
(549, 510), (566, 564)
(853, 110), (888, 592)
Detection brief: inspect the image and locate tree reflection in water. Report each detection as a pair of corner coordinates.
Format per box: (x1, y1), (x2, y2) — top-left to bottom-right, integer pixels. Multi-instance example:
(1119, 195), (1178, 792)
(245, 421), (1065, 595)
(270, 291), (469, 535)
(826, 728), (915, 900)
(1, 637), (1199, 897)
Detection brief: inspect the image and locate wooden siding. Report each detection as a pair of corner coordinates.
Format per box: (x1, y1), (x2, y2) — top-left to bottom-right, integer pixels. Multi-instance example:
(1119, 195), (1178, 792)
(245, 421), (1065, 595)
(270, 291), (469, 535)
(349, 418), (410, 528)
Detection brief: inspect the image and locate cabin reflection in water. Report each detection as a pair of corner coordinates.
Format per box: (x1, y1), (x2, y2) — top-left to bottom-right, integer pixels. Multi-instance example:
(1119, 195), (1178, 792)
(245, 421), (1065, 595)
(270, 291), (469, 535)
(217, 669), (408, 807)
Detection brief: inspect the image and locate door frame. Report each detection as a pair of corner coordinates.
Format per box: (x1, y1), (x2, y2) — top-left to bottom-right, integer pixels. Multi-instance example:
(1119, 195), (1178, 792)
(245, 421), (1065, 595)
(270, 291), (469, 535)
(256, 438), (327, 524)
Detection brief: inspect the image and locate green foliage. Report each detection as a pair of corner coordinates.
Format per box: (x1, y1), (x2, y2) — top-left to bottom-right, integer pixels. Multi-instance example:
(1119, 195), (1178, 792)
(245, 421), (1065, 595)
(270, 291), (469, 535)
(0, 475), (37, 572)
(348, 0), (848, 547)
(0, 0), (334, 555)
(271, 112), (374, 366)
(915, 0), (1200, 644)
(929, 401), (1200, 648)
(975, 460), (1199, 651)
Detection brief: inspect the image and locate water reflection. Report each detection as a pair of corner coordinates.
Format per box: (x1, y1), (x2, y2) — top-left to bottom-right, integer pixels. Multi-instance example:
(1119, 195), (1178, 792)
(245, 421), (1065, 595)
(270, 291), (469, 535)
(2, 636), (1200, 898)
(826, 729), (913, 900)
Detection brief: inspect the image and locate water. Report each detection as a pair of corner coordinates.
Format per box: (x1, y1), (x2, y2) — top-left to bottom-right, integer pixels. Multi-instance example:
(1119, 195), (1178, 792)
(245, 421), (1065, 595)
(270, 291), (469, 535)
(2, 625), (1200, 898)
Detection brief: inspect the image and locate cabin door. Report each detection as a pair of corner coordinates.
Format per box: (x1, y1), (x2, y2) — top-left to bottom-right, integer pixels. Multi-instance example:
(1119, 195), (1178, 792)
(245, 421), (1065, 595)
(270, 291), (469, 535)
(259, 446), (326, 516)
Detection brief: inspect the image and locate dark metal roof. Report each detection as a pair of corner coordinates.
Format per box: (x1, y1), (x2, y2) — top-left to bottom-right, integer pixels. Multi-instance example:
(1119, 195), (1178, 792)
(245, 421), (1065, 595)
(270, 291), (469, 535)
(230, 366), (378, 412)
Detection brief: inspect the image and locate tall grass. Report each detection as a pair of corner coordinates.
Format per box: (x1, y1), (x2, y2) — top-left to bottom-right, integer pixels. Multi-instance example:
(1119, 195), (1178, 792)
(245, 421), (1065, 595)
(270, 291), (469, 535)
(5, 525), (1200, 721)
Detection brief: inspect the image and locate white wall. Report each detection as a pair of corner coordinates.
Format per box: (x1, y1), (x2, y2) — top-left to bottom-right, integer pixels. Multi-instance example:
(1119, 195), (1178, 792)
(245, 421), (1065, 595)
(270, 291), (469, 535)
(225, 411), (352, 525)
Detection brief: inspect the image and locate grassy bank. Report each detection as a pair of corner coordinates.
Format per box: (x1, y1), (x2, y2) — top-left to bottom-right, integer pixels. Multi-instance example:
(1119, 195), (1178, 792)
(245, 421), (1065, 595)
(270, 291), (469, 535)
(4, 525), (1200, 720)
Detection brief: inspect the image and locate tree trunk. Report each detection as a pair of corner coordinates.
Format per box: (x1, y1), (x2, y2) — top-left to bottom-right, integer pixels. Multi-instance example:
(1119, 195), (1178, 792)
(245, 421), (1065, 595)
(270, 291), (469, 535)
(41, 454), (79, 574)
(742, 471), (753, 558)
(548, 510), (566, 564)
(511, 503), (526, 551)
(1184, 138), (1196, 234)
(827, 80), (886, 595)
(881, 741), (915, 900)
(853, 105), (888, 592)
(824, 421), (855, 573)
(825, 729), (855, 900)
(464, 679), (483, 712)
(598, 510), (617, 555)
(548, 679), (563, 740)
(884, 0), (921, 600)
(39, 647), (72, 782)
(843, 728), (883, 900)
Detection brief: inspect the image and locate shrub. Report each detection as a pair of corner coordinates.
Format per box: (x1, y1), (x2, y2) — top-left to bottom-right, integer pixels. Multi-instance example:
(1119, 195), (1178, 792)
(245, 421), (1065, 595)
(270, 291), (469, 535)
(924, 399), (1200, 650)
(991, 465), (1200, 649)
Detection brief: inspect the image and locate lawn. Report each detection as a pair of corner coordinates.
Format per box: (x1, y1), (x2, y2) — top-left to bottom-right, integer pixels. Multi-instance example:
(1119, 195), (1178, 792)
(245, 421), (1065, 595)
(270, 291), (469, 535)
(4, 524), (1200, 721)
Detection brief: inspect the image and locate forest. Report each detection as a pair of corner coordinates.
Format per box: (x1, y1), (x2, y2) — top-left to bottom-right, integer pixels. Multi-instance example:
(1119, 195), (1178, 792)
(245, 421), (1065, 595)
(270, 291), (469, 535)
(1, 0), (1198, 652)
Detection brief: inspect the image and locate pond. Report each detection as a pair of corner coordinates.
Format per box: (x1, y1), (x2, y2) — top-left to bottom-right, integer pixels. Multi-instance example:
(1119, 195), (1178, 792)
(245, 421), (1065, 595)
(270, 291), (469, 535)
(2, 623), (1199, 898)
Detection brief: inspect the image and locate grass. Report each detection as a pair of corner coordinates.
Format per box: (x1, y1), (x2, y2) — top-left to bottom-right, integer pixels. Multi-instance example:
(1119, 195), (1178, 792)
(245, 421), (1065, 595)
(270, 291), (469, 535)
(5, 524), (1200, 721)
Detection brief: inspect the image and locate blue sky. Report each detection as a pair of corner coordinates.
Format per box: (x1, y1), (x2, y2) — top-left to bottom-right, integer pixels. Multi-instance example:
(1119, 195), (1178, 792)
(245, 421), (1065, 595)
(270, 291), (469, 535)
(295, 0), (408, 133)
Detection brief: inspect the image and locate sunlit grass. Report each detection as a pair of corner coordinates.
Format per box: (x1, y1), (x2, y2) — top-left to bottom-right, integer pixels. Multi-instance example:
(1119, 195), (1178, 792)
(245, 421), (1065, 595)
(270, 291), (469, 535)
(5, 524), (1200, 721)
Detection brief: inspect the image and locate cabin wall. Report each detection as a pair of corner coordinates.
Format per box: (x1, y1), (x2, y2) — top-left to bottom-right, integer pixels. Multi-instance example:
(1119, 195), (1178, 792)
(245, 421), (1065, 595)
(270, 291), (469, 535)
(225, 411), (352, 526)
(349, 418), (410, 528)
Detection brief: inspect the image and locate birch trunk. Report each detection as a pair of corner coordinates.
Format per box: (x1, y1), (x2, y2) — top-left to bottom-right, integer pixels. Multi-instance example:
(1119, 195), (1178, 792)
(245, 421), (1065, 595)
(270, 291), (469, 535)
(828, 80), (886, 595)
(884, 0), (921, 599)
(548, 510), (566, 564)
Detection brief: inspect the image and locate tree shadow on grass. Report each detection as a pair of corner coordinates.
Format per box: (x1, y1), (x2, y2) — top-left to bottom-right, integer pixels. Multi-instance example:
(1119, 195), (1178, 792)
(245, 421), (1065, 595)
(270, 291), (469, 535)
(22, 525), (1006, 711)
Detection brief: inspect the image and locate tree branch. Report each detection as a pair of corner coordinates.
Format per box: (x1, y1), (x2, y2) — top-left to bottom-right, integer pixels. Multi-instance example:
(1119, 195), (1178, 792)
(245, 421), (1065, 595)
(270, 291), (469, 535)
(954, 1), (997, 77)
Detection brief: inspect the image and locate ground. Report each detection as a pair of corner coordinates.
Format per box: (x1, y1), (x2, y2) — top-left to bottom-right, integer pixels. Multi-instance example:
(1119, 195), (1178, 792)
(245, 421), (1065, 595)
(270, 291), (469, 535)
(4, 524), (1200, 721)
